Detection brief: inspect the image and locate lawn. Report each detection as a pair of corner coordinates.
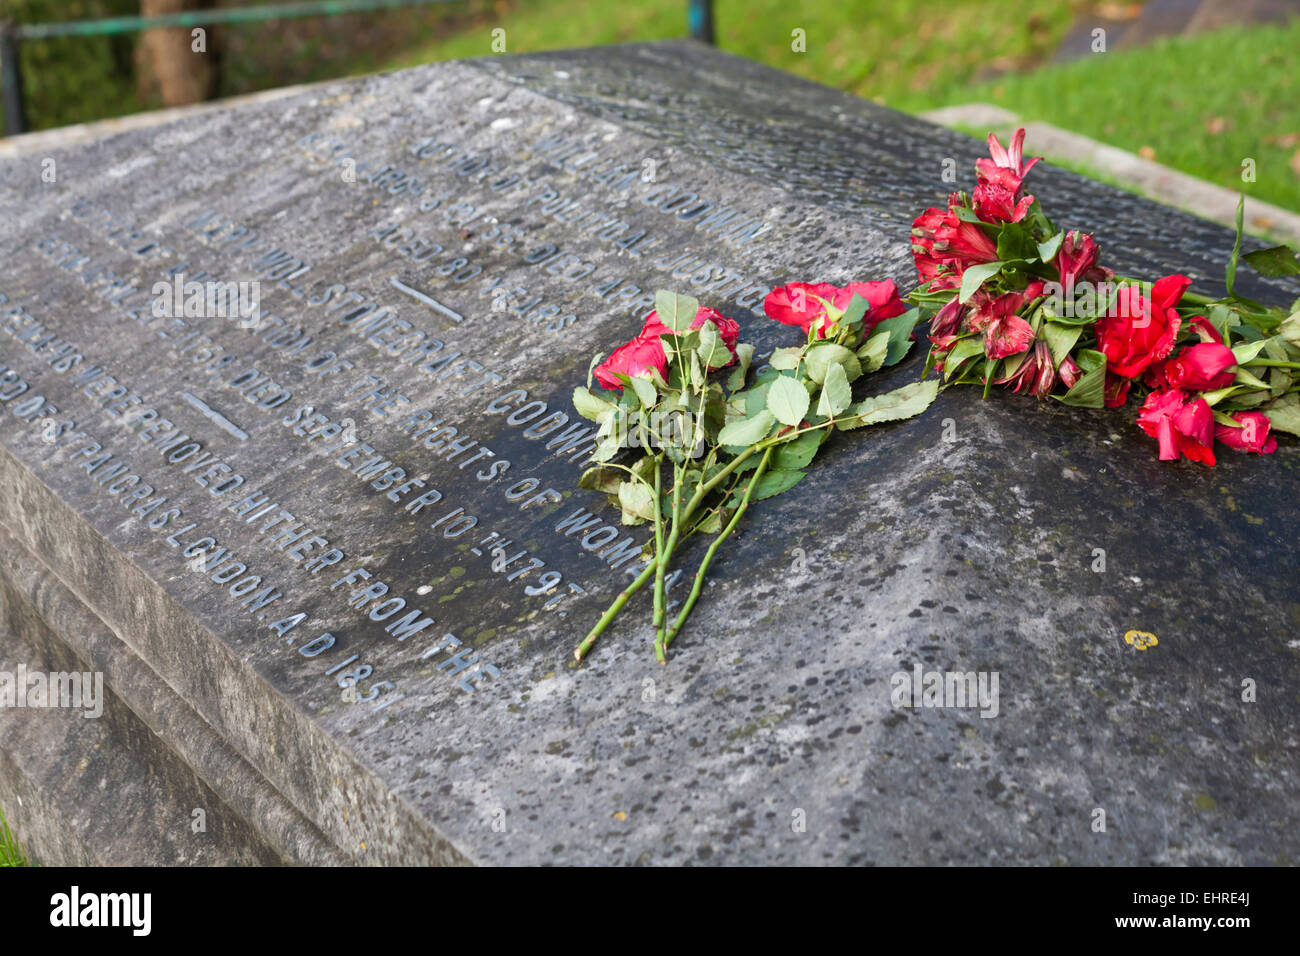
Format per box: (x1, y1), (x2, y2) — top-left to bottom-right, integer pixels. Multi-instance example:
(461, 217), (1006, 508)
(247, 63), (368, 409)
(378, 1), (1300, 214)
(382, 0), (1077, 108)
(929, 18), (1300, 214)
(2, 1), (1297, 214)
(0, 806), (27, 867)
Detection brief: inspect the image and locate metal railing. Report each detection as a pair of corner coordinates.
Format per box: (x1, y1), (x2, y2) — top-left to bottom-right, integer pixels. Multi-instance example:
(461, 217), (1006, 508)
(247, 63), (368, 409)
(0, 0), (718, 137)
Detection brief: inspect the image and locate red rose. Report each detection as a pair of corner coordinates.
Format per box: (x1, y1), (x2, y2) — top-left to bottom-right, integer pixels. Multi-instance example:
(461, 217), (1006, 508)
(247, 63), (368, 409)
(1094, 274), (1190, 379)
(1104, 374), (1131, 409)
(1189, 314), (1223, 343)
(1160, 342), (1237, 392)
(1214, 411), (1278, 455)
(763, 280), (905, 339)
(1136, 388), (1216, 466)
(843, 280), (907, 333)
(594, 333), (668, 391)
(640, 304), (740, 369)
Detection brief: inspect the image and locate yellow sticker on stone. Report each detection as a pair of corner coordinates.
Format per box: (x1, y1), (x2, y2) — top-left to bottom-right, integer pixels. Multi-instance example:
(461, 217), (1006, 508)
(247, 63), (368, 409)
(1124, 630), (1158, 650)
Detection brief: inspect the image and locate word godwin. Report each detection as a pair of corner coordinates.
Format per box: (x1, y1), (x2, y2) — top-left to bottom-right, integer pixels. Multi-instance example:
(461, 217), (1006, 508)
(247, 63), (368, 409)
(50, 887), (151, 936)
(0, 665), (103, 718)
(890, 667), (1000, 719)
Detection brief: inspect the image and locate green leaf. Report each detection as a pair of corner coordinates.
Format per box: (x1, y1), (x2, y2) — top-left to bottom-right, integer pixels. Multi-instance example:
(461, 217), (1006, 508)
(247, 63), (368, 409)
(873, 307), (923, 366)
(959, 261), (1004, 304)
(592, 434), (621, 462)
(1057, 352), (1106, 408)
(857, 331), (889, 372)
(578, 465), (622, 494)
(737, 469), (806, 504)
(1234, 367), (1270, 389)
(1242, 245), (1300, 278)
(996, 223), (1038, 262)
(587, 352), (605, 390)
(816, 362), (853, 417)
(773, 428), (825, 469)
(804, 342), (861, 384)
(654, 289), (699, 332)
(1264, 394), (1300, 437)
(769, 347), (802, 371)
(1075, 347), (1106, 374)
(769, 429), (821, 470)
(767, 375), (810, 426)
(982, 357), (998, 399)
(943, 335), (987, 380)
(1212, 409), (1241, 429)
(1225, 196), (1245, 297)
(726, 342), (755, 392)
(696, 322), (730, 370)
(840, 293), (868, 330)
(1231, 338), (1271, 365)
(836, 379), (939, 430)
(572, 386), (611, 422)
(629, 375), (658, 409)
(740, 378), (773, 419)
(1201, 385), (1240, 407)
(1043, 321), (1083, 368)
(717, 409), (775, 446)
(696, 510), (725, 535)
(754, 468), (806, 501)
(1037, 231), (1065, 264)
(1277, 311), (1300, 348)
(617, 480), (655, 525)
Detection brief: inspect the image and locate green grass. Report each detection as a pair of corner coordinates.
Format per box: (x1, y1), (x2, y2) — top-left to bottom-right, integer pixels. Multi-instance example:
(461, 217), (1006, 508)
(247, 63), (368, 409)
(927, 18), (1300, 214)
(6, 2), (1298, 216)
(0, 806), (28, 867)
(380, 0), (1078, 104)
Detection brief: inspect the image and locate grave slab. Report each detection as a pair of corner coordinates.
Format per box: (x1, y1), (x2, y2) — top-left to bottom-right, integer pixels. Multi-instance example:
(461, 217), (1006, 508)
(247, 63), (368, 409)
(1, 40), (1298, 865)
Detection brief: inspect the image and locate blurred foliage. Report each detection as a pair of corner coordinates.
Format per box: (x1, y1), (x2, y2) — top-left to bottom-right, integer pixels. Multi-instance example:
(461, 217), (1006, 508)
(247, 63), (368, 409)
(0, 0), (146, 131)
(941, 18), (1300, 217)
(0, 0), (501, 131)
(1, 1), (1296, 215)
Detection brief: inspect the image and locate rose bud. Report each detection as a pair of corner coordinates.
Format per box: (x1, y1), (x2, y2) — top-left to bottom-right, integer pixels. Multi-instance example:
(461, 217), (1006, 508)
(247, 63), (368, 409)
(1214, 411), (1278, 455)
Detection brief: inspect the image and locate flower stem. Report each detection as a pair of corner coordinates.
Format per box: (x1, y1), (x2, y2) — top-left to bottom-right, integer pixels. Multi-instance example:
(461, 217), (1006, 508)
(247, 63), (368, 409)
(653, 462), (685, 663)
(662, 447), (774, 655)
(1245, 359), (1300, 369)
(651, 456), (666, 636)
(573, 559), (657, 662)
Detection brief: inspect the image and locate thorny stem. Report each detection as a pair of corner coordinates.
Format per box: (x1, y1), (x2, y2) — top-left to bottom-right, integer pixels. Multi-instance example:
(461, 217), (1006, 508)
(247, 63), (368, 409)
(653, 461), (685, 662)
(662, 447), (774, 656)
(574, 559), (657, 662)
(651, 456), (666, 636)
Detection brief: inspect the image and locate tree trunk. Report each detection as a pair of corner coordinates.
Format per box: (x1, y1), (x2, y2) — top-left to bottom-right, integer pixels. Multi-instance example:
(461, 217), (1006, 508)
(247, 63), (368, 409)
(137, 0), (219, 107)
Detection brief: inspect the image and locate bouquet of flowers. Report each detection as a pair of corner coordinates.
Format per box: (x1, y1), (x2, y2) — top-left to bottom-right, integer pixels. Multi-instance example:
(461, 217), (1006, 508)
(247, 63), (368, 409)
(571, 283), (937, 663)
(911, 128), (1300, 466)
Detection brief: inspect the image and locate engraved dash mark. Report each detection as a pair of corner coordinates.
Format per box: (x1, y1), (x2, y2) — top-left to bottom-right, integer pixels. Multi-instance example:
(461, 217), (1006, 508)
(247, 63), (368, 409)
(389, 276), (463, 323)
(179, 392), (249, 441)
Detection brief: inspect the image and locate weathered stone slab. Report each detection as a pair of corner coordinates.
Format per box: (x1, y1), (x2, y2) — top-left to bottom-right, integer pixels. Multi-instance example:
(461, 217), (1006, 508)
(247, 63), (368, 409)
(1, 40), (1298, 865)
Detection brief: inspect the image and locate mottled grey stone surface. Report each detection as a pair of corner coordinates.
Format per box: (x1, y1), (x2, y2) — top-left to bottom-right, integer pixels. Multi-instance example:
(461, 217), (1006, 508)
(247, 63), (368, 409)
(0, 41), (1297, 865)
